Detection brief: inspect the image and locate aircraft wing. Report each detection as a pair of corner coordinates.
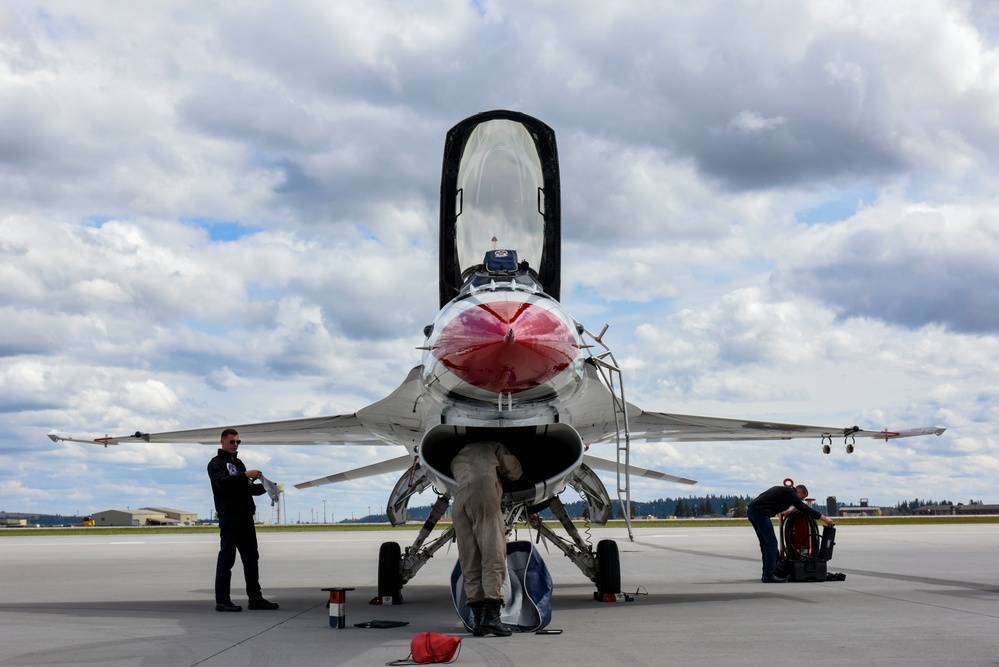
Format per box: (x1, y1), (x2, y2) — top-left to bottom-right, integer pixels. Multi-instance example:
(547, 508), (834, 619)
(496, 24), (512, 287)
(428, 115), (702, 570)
(561, 364), (944, 445)
(621, 410), (946, 443)
(46, 413), (385, 447)
(583, 455), (697, 485)
(47, 366), (428, 448)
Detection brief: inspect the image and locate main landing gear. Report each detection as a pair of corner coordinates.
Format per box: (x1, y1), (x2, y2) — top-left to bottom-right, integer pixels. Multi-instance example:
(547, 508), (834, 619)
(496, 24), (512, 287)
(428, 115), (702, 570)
(376, 474), (624, 601)
(377, 542), (402, 600)
(595, 539), (621, 599)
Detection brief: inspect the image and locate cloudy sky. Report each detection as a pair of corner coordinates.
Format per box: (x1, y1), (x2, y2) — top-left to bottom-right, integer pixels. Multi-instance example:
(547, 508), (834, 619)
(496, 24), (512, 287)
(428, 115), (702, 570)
(2, 1), (997, 523)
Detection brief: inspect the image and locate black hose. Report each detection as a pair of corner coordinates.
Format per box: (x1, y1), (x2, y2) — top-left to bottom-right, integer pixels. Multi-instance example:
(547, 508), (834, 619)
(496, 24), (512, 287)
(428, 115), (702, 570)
(782, 509), (820, 560)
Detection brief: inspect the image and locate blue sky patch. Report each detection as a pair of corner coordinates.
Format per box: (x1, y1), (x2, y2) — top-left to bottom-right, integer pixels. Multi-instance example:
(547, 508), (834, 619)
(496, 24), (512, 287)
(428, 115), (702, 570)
(796, 187), (878, 225)
(82, 214), (115, 228)
(183, 217), (262, 242)
(183, 318), (229, 336)
(248, 284), (283, 302)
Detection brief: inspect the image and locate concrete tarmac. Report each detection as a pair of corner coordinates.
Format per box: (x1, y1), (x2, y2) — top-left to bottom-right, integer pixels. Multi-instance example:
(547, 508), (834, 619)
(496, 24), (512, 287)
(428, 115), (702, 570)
(1, 523), (997, 666)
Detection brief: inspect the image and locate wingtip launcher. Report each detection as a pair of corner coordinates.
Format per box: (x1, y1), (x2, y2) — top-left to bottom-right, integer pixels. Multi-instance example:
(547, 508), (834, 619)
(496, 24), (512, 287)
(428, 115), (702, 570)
(46, 430), (153, 447)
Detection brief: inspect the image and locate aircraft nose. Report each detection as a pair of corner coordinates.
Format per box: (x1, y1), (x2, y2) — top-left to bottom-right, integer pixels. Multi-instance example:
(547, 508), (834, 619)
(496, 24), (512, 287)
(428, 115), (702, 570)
(433, 300), (578, 394)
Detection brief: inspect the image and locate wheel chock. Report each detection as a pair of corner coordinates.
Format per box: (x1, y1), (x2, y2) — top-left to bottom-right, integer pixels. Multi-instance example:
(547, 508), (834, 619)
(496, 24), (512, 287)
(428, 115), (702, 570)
(593, 592), (634, 602)
(368, 594), (403, 605)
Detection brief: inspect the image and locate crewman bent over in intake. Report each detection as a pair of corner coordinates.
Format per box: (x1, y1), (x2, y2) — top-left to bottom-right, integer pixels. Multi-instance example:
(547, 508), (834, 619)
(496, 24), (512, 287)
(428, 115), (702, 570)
(451, 440), (523, 636)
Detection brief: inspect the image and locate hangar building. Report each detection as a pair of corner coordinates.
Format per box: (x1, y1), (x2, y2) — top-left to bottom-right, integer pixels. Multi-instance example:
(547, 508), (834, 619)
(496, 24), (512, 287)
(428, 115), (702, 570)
(93, 507), (197, 526)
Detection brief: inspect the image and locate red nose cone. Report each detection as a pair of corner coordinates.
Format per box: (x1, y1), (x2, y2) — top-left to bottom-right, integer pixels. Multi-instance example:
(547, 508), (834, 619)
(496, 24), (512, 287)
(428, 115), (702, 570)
(434, 301), (578, 394)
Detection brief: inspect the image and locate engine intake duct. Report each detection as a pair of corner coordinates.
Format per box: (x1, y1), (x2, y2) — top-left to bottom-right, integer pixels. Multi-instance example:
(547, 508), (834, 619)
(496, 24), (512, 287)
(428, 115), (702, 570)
(420, 424), (584, 505)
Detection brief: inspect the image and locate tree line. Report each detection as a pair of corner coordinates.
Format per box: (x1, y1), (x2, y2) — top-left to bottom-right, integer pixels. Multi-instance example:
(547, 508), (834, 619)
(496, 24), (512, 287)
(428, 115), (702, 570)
(354, 494), (755, 522)
(347, 497), (991, 523)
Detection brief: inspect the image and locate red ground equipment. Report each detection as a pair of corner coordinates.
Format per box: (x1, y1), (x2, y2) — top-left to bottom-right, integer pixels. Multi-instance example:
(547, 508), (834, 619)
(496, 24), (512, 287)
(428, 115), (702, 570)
(778, 509), (837, 581)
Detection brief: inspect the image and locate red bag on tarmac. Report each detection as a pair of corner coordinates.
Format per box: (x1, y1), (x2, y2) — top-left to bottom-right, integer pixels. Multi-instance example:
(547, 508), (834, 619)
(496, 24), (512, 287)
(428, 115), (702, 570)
(386, 632), (462, 665)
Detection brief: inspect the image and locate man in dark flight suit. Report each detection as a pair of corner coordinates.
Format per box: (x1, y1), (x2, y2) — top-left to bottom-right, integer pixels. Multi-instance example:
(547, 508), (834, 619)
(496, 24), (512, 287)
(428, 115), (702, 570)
(208, 428), (279, 612)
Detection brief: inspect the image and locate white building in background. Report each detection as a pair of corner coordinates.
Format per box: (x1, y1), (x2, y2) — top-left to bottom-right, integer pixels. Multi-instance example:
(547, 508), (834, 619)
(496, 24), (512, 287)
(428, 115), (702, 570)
(92, 507), (197, 526)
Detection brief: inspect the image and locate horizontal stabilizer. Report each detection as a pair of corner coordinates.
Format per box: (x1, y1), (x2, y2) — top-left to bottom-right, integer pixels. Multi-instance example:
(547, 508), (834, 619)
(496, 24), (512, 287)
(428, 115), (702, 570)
(294, 455), (415, 489)
(583, 455), (696, 485)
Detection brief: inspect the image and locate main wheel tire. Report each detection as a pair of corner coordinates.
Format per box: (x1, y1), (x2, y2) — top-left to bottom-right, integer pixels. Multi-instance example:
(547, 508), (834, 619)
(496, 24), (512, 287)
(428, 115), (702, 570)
(595, 539), (621, 597)
(378, 541), (402, 598)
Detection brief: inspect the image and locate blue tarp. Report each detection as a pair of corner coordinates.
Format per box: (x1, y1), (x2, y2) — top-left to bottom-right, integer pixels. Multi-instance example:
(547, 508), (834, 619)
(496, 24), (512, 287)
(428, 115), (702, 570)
(450, 540), (553, 631)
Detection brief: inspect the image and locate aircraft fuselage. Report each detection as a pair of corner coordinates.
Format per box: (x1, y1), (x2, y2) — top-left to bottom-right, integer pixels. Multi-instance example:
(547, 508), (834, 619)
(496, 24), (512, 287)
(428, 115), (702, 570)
(416, 258), (591, 506)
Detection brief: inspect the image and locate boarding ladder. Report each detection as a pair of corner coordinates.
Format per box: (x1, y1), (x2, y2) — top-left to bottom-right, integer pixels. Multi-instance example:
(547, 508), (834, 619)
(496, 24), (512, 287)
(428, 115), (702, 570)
(580, 324), (635, 542)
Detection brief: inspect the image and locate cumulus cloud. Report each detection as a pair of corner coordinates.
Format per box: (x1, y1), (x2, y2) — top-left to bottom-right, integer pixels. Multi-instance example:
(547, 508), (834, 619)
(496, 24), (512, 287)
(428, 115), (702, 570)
(1, 1), (997, 519)
(727, 110), (788, 134)
(773, 199), (999, 333)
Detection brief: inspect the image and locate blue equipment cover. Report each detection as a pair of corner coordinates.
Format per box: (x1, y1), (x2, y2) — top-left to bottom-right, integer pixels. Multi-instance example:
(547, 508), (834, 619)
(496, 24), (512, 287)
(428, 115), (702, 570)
(450, 540), (553, 631)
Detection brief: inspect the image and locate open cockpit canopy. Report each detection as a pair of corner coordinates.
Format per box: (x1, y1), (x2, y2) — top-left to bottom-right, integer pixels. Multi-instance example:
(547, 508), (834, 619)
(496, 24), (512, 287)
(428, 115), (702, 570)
(439, 110), (560, 307)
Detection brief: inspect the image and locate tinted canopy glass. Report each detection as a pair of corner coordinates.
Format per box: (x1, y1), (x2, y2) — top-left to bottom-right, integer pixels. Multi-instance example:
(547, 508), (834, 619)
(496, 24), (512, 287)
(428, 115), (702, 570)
(455, 120), (545, 277)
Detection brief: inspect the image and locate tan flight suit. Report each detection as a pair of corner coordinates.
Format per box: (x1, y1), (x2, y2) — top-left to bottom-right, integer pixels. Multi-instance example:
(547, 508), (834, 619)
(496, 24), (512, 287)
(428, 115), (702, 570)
(451, 441), (523, 604)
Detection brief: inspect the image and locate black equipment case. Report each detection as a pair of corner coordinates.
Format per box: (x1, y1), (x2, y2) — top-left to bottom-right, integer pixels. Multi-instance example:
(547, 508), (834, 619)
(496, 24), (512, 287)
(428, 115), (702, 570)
(780, 517), (837, 582)
(786, 558), (827, 582)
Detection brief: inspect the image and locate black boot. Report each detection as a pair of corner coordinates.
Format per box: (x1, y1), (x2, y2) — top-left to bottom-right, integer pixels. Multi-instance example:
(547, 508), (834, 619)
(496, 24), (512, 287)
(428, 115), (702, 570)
(468, 600), (485, 636)
(479, 599), (511, 637)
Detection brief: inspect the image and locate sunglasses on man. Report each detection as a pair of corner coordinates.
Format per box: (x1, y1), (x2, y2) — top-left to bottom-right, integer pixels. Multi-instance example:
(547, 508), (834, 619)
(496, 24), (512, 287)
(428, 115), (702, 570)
(228, 439), (241, 445)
